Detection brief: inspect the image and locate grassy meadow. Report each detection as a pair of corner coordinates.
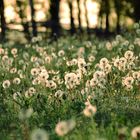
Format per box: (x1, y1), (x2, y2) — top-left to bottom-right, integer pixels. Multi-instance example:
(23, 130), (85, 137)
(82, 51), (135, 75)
(0, 23), (140, 140)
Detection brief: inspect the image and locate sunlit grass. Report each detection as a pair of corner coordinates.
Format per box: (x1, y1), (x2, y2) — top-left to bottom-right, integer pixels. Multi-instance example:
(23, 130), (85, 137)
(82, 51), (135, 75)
(0, 23), (140, 140)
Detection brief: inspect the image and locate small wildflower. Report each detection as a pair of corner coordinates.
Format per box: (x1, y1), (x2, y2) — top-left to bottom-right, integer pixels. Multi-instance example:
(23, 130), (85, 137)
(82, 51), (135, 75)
(122, 76), (134, 86)
(55, 120), (76, 136)
(83, 104), (97, 117)
(99, 58), (109, 67)
(78, 58), (86, 69)
(19, 108), (33, 120)
(132, 71), (140, 79)
(106, 42), (112, 51)
(10, 68), (17, 74)
(31, 68), (39, 76)
(31, 129), (49, 140)
(13, 78), (21, 85)
(13, 92), (21, 100)
(0, 47), (4, 54)
(58, 50), (65, 57)
(28, 87), (36, 94)
(131, 126), (140, 139)
(55, 121), (69, 136)
(124, 50), (134, 60)
(11, 48), (18, 55)
(2, 80), (11, 89)
(46, 80), (57, 89)
(88, 55), (95, 62)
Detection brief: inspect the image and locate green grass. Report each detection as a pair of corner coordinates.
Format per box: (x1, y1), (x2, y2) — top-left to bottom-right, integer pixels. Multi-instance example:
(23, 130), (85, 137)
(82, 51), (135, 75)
(0, 23), (140, 140)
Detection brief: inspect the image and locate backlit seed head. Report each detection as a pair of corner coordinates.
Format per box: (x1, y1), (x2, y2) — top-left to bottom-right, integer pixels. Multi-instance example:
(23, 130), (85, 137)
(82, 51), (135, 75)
(2, 80), (11, 89)
(124, 50), (134, 59)
(13, 78), (21, 85)
(55, 121), (69, 136)
(122, 76), (134, 86)
(55, 120), (76, 136)
(11, 48), (17, 55)
(31, 129), (49, 140)
(131, 126), (140, 139)
(83, 105), (97, 117)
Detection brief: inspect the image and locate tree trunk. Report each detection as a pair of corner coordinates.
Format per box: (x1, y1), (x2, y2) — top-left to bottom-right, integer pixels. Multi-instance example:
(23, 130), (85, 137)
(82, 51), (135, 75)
(105, 12), (109, 33)
(105, 0), (109, 34)
(49, 0), (60, 36)
(84, 0), (90, 35)
(116, 13), (120, 33)
(114, 0), (121, 33)
(0, 0), (6, 41)
(133, 0), (140, 22)
(76, 0), (83, 33)
(99, 16), (103, 29)
(98, 0), (103, 30)
(68, 0), (76, 34)
(29, 0), (37, 37)
(16, 0), (31, 40)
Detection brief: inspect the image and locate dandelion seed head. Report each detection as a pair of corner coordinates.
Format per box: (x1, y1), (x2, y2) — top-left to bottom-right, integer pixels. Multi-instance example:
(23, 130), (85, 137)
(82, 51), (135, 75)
(83, 104), (97, 117)
(2, 80), (11, 89)
(31, 129), (49, 140)
(131, 126), (140, 139)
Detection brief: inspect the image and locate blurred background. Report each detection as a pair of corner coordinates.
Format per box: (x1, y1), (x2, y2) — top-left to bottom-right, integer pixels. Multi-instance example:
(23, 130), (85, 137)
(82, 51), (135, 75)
(0, 0), (140, 42)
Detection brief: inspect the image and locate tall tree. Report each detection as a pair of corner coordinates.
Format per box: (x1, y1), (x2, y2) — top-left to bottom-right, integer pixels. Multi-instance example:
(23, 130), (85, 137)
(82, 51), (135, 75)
(29, 0), (37, 37)
(0, 0), (6, 41)
(16, 0), (30, 40)
(104, 0), (110, 33)
(98, 1), (104, 30)
(98, 0), (111, 33)
(114, 0), (120, 33)
(84, 0), (90, 34)
(132, 0), (140, 22)
(76, 0), (83, 33)
(49, 0), (60, 36)
(68, 0), (76, 34)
